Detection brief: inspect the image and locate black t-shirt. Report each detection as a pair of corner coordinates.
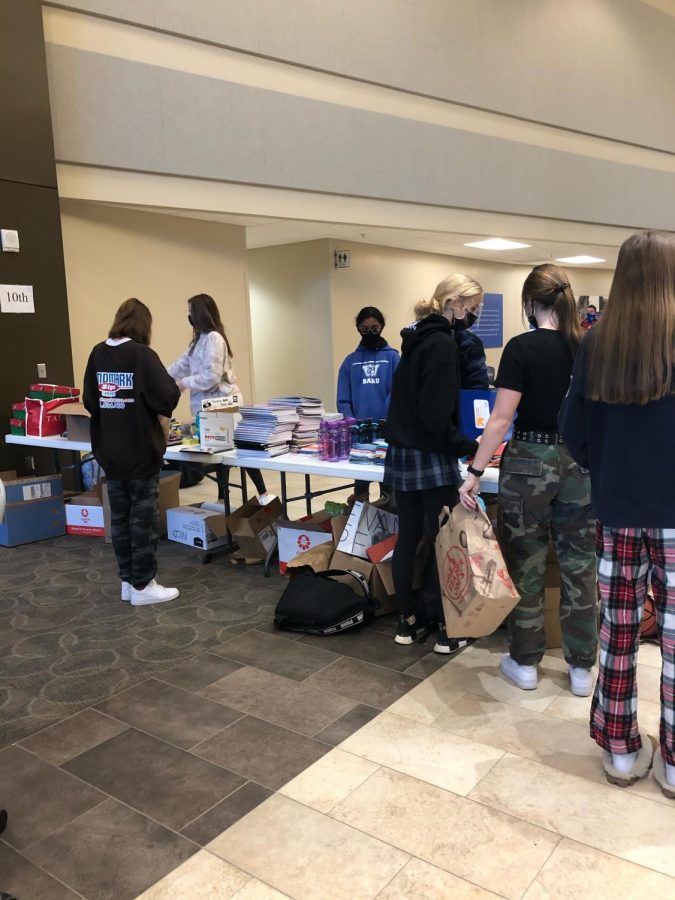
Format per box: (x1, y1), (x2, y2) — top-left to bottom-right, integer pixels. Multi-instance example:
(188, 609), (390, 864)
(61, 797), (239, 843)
(496, 330), (574, 431)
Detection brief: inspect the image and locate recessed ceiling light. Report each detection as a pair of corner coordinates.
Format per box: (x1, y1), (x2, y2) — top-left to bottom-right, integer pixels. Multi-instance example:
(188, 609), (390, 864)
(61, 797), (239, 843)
(555, 255), (606, 264)
(464, 238), (531, 251)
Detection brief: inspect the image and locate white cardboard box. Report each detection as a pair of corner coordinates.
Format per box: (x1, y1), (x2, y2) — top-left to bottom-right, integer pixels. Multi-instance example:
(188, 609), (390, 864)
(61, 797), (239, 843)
(199, 410), (235, 451)
(166, 504), (229, 551)
(65, 493), (105, 537)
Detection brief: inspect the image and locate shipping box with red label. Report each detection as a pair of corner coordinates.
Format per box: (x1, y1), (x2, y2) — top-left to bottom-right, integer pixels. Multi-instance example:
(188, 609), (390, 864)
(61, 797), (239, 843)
(277, 512), (333, 574)
(65, 492), (105, 536)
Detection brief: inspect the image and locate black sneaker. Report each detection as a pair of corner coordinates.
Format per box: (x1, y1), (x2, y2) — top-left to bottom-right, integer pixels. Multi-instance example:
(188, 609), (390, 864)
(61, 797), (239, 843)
(395, 615), (429, 645)
(433, 626), (473, 656)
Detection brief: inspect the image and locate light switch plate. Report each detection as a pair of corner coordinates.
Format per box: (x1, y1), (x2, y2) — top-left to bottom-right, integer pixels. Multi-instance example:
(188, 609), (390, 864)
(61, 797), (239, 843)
(1, 229), (20, 252)
(37, 363), (47, 379)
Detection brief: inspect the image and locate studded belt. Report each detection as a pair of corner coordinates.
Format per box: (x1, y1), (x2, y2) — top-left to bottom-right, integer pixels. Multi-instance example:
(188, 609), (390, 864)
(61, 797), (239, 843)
(513, 428), (563, 445)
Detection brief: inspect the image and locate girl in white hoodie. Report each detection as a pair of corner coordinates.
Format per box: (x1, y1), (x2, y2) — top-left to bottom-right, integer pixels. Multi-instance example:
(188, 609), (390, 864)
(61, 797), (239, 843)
(169, 293), (268, 499)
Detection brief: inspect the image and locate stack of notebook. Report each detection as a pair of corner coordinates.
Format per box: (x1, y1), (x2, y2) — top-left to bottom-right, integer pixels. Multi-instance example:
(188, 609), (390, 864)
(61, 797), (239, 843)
(269, 397), (324, 451)
(234, 404), (299, 458)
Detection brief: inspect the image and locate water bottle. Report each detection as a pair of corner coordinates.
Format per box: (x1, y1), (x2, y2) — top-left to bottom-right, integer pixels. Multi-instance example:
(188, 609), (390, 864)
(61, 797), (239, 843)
(370, 419), (380, 442)
(327, 421), (338, 462)
(339, 420), (349, 460)
(363, 418), (373, 443)
(318, 420), (329, 461)
(344, 418), (356, 456)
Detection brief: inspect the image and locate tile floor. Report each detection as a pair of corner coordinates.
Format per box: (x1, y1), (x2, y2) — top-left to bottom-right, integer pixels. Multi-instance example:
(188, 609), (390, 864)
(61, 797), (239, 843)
(1, 471), (673, 898)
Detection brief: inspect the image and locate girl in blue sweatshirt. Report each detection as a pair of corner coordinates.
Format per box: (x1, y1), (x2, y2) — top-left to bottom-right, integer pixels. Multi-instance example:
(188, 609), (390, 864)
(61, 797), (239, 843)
(336, 307), (399, 502)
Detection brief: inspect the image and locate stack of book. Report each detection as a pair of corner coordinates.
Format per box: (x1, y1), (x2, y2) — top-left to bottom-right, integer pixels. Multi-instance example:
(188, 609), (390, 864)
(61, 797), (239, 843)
(269, 396), (325, 452)
(349, 439), (388, 466)
(234, 404), (299, 458)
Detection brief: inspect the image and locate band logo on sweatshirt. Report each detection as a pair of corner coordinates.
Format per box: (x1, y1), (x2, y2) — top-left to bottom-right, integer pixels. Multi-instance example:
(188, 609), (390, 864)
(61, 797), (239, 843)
(97, 371), (135, 409)
(361, 362), (381, 384)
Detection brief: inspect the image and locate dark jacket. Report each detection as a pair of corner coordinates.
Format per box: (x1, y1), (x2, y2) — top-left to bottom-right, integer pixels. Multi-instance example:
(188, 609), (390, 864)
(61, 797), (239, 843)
(559, 334), (675, 528)
(83, 339), (180, 480)
(454, 329), (489, 389)
(384, 314), (478, 458)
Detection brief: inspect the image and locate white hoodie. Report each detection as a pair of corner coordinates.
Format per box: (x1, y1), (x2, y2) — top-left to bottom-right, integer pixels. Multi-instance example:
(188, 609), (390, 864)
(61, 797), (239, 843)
(168, 331), (240, 417)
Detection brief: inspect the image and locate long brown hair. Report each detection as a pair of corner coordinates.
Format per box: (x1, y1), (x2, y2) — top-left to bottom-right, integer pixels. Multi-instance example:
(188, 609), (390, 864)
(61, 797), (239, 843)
(586, 230), (675, 404)
(108, 298), (152, 345)
(188, 293), (232, 357)
(522, 264), (582, 356)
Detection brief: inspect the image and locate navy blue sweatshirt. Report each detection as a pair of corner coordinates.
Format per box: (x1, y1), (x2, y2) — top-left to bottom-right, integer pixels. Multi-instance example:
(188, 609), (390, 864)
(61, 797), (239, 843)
(559, 335), (675, 528)
(336, 340), (400, 420)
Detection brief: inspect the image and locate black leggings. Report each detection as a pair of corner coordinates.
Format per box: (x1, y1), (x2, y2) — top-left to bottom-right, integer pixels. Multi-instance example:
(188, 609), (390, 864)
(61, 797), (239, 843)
(392, 484), (459, 622)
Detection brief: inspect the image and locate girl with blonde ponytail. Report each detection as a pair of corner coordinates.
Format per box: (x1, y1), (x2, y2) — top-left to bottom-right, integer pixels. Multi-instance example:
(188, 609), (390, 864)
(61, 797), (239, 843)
(384, 274), (481, 654)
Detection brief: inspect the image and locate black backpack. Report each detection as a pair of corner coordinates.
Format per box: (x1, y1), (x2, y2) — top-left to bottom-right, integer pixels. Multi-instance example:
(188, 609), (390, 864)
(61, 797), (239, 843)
(274, 569), (377, 635)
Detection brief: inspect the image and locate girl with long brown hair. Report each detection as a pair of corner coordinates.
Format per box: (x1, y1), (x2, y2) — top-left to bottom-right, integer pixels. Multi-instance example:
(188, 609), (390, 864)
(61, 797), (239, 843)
(460, 264), (597, 697)
(561, 230), (675, 798)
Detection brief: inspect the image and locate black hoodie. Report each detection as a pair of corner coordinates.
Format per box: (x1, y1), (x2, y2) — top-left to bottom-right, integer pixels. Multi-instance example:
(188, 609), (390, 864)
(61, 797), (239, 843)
(83, 339), (180, 480)
(384, 314), (477, 458)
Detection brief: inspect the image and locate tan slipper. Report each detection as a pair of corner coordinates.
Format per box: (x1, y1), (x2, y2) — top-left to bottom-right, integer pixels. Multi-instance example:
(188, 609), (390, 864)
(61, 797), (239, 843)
(652, 749), (675, 800)
(602, 734), (656, 787)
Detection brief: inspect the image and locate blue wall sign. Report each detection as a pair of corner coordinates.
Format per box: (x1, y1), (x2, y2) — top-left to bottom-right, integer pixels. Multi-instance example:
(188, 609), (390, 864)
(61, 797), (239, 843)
(470, 292), (503, 348)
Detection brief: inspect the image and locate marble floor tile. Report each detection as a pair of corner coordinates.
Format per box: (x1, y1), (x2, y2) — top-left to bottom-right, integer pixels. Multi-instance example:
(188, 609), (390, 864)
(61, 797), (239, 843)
(25, 798), (197, 900)
(231, 880), (291, 899)
(0, 842), (80, 900)
(469, 754), (675, 878)
(340, 711), (504, 795)
(425, 645), (567, 713)
(64, 728), (244, 831)
(200, 665), (356, 736)
(378, 857), (501, 899)
(332, 767), (558, 900)
(209, 793), (409, 900)
(637, 641), (662, 669)
(192, 715), (330, 790)
(96, 678), (243, 749)
(523, 838), (675, 899)
(298, 626), (431, 672)
(137, 849), (251, 899)
(214, 629), (339, 681)
(0, 746), (105, 851)
(158, 652), (243, 691)
(313, 703), (381, 745)
(304, 656), (420, 709)
(19, 708), (128, 766)
(279, 747), (379, 813)
(386, 677), (465, 725)
(182, 782), (273, 846)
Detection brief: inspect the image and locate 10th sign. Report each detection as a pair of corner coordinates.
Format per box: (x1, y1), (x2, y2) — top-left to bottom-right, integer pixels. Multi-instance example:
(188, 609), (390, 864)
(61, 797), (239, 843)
(0, 284), (35, 314)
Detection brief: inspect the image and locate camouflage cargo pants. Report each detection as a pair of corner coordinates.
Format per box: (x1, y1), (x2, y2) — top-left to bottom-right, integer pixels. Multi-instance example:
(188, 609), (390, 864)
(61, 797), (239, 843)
(498, 440), (598, 668)
(107, 474), (160, 590)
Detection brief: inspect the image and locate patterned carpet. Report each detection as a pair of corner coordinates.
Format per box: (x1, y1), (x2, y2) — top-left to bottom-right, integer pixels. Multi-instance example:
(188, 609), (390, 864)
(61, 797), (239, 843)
(0, 536), (283, 748)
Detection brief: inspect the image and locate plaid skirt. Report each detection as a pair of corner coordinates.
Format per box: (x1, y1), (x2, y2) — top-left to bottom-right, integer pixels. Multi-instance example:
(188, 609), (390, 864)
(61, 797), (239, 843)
(384, 444), (460, 492)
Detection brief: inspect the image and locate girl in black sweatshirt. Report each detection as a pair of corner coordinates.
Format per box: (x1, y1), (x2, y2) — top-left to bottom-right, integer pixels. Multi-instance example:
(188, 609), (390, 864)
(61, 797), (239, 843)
(384, 274), (481, 654)
(560, 230), (675, 798)
(83, 299), (180, 607)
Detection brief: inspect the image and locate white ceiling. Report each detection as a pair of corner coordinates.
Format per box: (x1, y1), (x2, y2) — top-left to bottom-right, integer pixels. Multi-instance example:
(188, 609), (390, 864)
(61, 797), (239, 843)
(113, 202), (622, 268)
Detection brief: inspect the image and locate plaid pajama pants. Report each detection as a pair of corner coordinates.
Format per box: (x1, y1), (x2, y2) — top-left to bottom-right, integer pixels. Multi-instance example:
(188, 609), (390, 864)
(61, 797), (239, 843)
(591, 525), (675, 765)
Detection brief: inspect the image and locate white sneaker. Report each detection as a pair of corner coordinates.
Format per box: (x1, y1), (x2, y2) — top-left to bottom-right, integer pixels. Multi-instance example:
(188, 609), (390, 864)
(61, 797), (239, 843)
(130, 579), (179, 606)
(120, 582), (131, 602)
(500, 654), (538, 691)
(569, 666), (594, 697)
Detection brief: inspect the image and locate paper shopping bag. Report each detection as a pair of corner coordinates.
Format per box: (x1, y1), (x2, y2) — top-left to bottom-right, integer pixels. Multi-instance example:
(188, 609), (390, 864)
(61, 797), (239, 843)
(435, 504), (520, 638)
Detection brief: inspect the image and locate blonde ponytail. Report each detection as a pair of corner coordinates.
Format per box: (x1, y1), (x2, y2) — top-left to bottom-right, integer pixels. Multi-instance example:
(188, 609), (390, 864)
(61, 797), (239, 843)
(415, 274), (483, 320)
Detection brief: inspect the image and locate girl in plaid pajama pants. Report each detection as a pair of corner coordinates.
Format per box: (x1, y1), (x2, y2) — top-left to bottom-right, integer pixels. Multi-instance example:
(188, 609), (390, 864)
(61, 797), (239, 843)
(561, 230), (675, 799)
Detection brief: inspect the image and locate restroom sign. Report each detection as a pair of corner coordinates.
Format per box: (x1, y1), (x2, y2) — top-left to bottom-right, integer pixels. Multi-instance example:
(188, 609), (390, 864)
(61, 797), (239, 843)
(1, 284), (35, 314)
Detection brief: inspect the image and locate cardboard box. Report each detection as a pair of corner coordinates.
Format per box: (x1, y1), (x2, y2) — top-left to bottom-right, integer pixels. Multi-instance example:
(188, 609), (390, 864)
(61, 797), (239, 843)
(277, 512), (333, 574)
(330, 549), (397, 617)
(201, 393), (241, 412)
(199, 410), (235, 451)
(166, 503), (230, 551)
(337, 501), (399, 560)
(367, 535), (397, 564)
(99, 470), (180, 543)
(65, 492), (105, 536)
(226, 497), (282, 560)
(0, 473), (65, 547)
(63, 402), (91, 442)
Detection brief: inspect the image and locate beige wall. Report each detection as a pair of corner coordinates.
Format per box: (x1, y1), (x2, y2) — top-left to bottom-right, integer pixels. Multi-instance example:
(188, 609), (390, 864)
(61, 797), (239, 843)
(60, 201), (252, 421)
(329, 242), (612, 377)
(248, 240), (334, 405)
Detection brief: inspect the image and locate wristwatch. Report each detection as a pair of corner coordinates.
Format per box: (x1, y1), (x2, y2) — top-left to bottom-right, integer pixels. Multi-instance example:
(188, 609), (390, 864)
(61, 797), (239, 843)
(467, 464), (485, 477)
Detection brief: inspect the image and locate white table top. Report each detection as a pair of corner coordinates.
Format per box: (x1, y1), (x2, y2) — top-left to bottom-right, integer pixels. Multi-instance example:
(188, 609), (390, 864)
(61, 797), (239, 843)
(5, 434), (499, 491)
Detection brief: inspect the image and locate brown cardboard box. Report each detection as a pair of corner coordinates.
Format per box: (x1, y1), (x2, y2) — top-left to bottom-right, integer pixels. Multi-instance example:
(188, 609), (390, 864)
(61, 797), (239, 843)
(331, 515), (349, 545)
(227, 497), (282, 560)
(63, 403), (91, 442)
(99, 470), (181, 543)
(329, 549), (397, 617)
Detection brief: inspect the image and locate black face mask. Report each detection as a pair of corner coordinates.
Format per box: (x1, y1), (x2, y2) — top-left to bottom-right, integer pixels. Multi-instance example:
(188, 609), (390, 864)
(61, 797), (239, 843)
(188, 314), (195, 328)
(360, 332), (382, 350)
(453, 311), (478, 332)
